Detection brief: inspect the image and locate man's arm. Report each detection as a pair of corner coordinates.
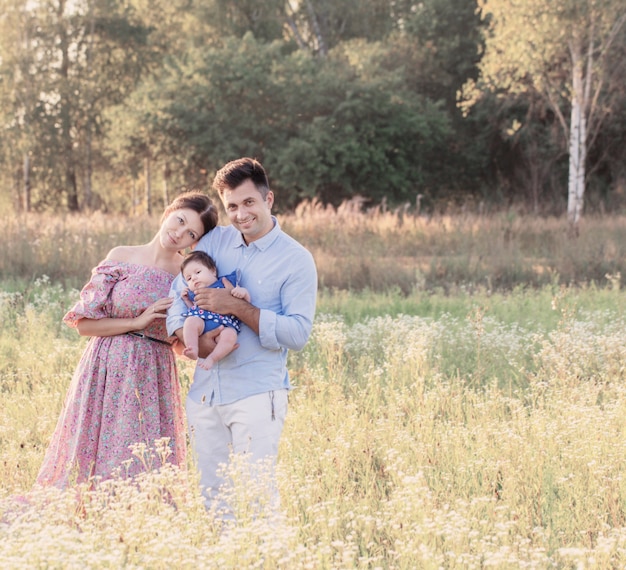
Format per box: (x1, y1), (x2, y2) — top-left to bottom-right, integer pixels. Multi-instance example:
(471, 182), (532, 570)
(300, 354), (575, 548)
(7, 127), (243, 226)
(259, 255), (317, 351)
(192, 286), (261, 334)
(193, 252), (317, 352)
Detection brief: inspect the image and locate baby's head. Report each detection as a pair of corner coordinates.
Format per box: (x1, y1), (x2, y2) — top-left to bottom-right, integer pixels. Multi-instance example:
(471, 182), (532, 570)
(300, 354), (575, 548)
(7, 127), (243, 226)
(181, 251), (218, 290)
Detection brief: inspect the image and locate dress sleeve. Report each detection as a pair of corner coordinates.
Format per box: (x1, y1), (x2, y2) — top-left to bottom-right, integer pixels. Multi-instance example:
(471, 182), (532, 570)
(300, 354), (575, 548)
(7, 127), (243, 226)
(63, 260), (124, 328)
(221, 270), (239, 288)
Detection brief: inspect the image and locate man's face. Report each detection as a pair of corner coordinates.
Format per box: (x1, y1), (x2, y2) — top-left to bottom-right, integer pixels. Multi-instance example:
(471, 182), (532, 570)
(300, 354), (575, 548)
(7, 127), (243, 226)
(222, 179), (274, 244)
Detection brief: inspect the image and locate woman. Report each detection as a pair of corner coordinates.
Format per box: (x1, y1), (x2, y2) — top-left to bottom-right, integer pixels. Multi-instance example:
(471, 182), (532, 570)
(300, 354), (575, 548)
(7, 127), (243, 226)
(36, 193), (218, 488)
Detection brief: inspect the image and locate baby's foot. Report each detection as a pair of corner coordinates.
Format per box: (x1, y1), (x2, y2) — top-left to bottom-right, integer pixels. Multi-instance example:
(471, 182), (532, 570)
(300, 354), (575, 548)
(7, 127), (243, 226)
(183, 347), (199, 360)
(198, 357), (215, 371)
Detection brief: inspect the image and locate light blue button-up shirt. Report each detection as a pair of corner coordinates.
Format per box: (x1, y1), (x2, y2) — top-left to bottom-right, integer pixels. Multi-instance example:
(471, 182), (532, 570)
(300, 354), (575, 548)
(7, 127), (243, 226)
(167, 217), (318, 406)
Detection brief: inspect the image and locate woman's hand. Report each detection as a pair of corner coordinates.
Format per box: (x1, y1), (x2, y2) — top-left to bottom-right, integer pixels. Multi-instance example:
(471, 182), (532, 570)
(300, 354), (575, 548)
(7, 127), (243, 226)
(134, 297), (174, 330)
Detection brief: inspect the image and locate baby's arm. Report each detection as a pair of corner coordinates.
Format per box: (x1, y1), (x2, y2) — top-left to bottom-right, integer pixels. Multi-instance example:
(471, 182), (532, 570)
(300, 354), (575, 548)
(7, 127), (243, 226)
(230, 286), (250, 303)
(181, 287), (194, 308)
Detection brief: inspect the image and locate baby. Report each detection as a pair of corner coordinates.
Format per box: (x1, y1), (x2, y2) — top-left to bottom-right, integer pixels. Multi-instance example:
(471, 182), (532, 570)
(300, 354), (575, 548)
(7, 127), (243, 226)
(180, 250), (250, 370)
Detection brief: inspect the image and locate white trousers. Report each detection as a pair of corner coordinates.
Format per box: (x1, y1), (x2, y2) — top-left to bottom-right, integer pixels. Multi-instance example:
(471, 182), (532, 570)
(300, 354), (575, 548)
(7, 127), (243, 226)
(186, 389), (288, 518)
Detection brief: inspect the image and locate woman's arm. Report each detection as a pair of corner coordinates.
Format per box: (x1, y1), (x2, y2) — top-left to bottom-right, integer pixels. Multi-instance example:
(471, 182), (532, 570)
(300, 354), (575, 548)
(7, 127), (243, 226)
(75, 297), (173, 337)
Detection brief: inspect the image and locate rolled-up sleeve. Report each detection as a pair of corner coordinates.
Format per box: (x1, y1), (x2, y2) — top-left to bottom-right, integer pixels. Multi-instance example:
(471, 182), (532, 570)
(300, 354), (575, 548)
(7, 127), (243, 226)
(166, 273), (188, 336)
(258, 251), (317, 351)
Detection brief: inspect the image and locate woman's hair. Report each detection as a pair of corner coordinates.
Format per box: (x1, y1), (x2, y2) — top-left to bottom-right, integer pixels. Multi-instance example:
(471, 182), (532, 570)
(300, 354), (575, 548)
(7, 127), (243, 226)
(161, 192), (219, 236)
(212, 157), (270, 199)
(180, 250), (217, 275)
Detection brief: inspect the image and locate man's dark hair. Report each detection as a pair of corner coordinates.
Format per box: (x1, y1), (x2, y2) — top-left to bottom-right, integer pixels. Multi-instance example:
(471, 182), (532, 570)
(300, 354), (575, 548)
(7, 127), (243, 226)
(212, 157), (270, 199)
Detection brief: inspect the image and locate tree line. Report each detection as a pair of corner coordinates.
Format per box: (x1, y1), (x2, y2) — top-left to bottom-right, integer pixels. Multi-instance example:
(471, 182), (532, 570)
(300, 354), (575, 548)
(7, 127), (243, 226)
(1, 0), (625, 226)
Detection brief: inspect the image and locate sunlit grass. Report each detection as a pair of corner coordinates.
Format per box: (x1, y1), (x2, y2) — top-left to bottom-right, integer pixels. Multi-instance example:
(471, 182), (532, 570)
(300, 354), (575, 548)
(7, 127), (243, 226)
(2, 272), (626, 567)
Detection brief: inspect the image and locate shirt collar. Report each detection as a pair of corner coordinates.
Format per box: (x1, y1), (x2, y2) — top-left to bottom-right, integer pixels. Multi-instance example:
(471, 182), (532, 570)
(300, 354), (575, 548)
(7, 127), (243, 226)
(234, 216), (281, 251)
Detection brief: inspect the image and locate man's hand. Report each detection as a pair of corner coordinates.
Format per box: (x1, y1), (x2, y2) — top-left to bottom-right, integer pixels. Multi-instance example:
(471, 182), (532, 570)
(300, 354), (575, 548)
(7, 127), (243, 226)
(197, 326), (225, 359)
(192, 278), (262, 334)
(173, 326), (229, 359)
(193, 282), (237, 316)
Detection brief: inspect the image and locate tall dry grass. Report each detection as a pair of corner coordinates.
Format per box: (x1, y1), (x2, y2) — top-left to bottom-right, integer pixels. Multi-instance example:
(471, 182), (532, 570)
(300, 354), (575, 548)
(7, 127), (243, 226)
(283, 200), (626, 292)
(0, 212), (155, 287)
(2, 203), (626, 292)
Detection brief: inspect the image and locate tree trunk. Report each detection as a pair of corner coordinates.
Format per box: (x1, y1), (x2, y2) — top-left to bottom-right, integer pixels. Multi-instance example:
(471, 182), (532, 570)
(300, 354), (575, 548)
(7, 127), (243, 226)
(144, 156), (152, 215)
(65, 163), (79, 211)
(84, 126), (93, 209)
(163, 162), (170, 208)
(58, 0), (79, 211)
(284, 1), (308, 50)
(22, 153), (31, 213)
(304, 0), (327, 56)
(83, 1), (96, 210)
(132, 177), (137, 216)
(567, 39), (586, 229)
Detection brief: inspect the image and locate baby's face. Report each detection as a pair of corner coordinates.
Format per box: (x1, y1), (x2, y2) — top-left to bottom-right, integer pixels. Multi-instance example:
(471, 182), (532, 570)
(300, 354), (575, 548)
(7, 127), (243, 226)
(183, 260), (217, 291)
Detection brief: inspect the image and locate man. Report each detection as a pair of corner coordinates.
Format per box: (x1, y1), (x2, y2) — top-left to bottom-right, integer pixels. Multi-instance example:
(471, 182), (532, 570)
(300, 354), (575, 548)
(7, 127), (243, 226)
(167, 157), (317, 518)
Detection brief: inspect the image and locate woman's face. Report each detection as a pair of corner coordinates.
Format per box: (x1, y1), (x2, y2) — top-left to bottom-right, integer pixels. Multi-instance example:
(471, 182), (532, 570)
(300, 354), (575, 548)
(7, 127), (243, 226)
(160, 208), (205, 251)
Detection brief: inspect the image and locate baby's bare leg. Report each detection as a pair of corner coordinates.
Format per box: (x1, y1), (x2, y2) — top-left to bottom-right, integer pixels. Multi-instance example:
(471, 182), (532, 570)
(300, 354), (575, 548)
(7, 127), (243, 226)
(197, 327), (238, 370)
(182, 316), (205, 360)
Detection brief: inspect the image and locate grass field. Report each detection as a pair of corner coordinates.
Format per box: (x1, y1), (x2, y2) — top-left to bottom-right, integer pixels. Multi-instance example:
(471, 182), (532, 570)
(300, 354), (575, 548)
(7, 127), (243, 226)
(1, 209), (625, 568)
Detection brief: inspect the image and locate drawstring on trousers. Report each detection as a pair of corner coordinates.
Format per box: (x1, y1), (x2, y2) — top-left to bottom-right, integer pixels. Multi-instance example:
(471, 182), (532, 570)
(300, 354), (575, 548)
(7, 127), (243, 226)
(270, 391), (275, 421)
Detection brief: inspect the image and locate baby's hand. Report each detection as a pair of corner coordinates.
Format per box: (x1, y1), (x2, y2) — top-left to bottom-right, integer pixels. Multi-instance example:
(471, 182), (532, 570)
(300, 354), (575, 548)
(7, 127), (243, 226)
(181, 287), (196, 308)
(231, 286), (250, 301)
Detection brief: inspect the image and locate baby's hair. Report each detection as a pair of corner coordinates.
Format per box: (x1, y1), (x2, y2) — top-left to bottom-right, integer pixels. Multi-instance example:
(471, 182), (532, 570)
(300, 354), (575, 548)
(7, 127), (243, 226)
(181, 250), (218, 275)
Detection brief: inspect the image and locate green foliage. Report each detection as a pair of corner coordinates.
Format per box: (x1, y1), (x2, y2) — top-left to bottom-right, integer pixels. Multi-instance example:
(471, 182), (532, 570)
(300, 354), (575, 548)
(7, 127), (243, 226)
(0, 0), (161, 211)
(145, 35), (452, 208)
(279, 44), (452, 205)
(465, 89), (568, 213)
(2, 0), (626, 216)
(196, 0), (286, 42)
(400, 0), (488, 110)
(473, 0), (626, 220)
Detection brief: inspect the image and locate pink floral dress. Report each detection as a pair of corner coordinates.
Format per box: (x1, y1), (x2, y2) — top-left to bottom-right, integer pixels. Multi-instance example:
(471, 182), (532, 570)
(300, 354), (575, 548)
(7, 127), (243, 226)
(36, 260), (186, 488)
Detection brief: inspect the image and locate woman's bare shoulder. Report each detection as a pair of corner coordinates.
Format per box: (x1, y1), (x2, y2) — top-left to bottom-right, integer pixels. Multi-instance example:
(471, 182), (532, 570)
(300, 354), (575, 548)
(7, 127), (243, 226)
(105, 245), (143, 263)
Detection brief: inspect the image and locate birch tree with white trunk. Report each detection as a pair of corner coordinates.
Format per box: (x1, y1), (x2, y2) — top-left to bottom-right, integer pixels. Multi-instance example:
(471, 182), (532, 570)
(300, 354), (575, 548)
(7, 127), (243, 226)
(475, 0), (626, 229)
